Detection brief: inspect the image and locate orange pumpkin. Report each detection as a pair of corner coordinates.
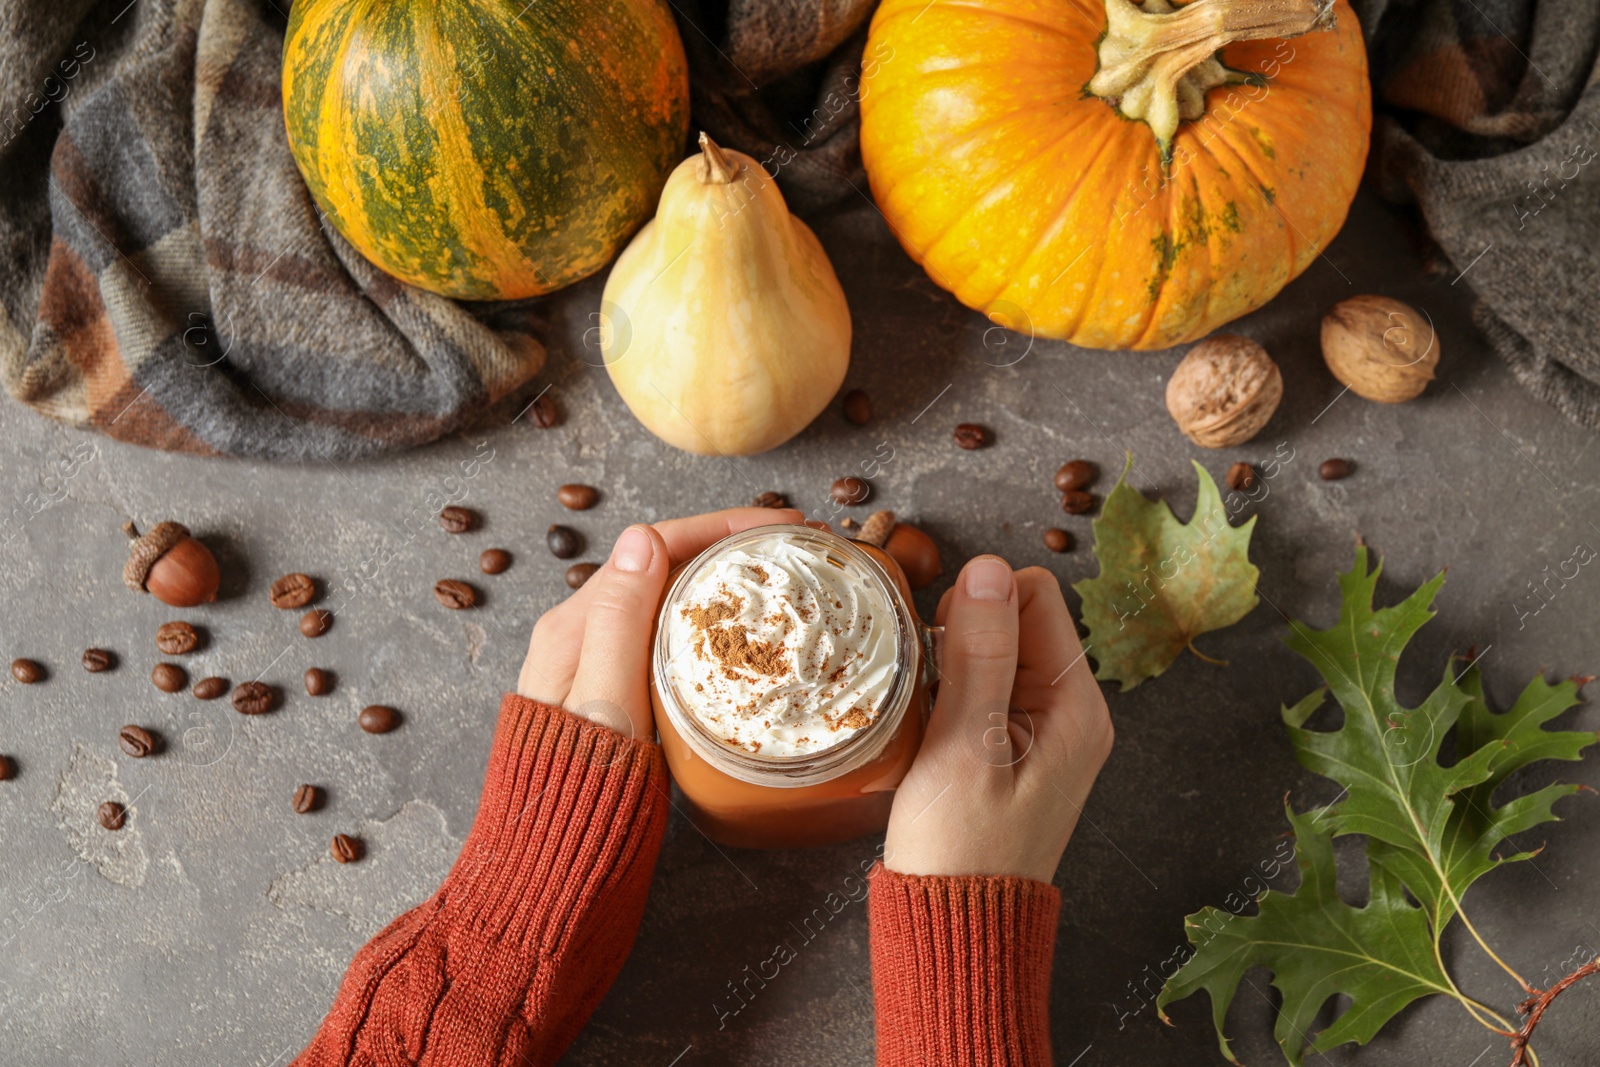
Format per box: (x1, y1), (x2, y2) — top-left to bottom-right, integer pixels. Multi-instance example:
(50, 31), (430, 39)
(859, 0), (1371, 350)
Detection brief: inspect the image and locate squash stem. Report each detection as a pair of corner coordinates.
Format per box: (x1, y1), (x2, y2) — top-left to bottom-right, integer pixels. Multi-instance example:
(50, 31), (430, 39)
(1087, 0), (1334, 161)
(697, 132), (741, 184)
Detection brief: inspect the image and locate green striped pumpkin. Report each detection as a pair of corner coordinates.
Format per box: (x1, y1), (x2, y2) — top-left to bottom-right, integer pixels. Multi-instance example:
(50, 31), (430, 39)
(282, 0), (689, 301)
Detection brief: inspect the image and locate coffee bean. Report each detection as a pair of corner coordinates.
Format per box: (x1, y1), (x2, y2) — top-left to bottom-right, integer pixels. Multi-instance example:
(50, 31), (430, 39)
(842, 389), (873, 425)
(527, 393), (560, 429)
(752, 491), (789, 509)
(953, 423), (991, 450)
(1227, 462), (1257, 492)
(98, 801), (126, 831)
(438, 505), (477, 534)
(330, 833), (362, 863)
(270, 573), (317, 609)
(480, 548), (511, 575)
(565, 562), (600, 589)
(0, 755), (12, 781)
(1055, 460), (1097, 492)
(1319, 457), (1351, 481)
(557, 484), (599, 510)
(434, 579), (477, 610)
(155, 621), (199, 655)
(10, 658), (43, 684)
(81, 648), (115, 673)
(1060, 490), (1096, 515)
(304, 667), (331, 696)
(1043, 528), (1073, 553)
(119, 725), (156, 759)
(830, 476), (871, 506)
(193, 676), (228, 700)
(546, 525), (580, 559)
(292, 784), (321, 814)
(300, 609), (333, 637)
(359, 704), (400, 734)
(231, 681), (274, 715)
(151, 662), (187, 693)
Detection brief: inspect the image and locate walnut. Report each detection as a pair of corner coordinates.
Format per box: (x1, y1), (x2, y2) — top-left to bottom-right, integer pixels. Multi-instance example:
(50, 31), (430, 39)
(1321, 295), (1438, 403)
(1164, 334), (1283, 448)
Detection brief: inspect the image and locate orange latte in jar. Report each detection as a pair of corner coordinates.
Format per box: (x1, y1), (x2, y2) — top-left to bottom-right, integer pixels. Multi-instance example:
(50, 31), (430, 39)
(650, 525), (931, 848)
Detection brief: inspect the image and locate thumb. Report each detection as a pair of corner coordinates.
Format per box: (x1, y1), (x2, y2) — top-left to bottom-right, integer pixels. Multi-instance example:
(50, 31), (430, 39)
(924, 555), (1019, 758)
(564, 524), (671, 740)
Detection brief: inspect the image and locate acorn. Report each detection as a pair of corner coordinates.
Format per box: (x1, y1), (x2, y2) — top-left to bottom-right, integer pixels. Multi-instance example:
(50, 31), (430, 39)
(855, 510), (944, 591)
(122, 521), (220, 607)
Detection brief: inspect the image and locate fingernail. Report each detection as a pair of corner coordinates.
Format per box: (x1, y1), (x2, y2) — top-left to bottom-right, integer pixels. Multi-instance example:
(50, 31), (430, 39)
(965, 557), (1012, 601)
(611, 525), (654, 573)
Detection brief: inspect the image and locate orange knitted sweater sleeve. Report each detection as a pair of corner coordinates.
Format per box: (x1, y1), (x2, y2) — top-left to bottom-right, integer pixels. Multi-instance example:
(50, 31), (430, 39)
(291, 693), (669, 1067)
(868, 866), (1061, 1066)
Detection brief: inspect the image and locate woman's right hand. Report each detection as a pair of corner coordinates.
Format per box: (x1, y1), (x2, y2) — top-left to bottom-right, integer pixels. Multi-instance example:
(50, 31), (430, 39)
(884, 555), (1113, 884)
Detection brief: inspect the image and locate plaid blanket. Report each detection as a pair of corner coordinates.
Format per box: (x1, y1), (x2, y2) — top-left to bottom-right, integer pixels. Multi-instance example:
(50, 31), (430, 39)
(1363, 0), (1600, 430)
(0, 0), (873, 460)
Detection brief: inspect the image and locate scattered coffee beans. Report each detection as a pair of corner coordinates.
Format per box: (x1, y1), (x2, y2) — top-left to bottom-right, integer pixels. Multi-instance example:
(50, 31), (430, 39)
(119, 725), (156, 759)
(1227, 462), (1257, 492)
(480, 548), (511, 575)
(546, 525), (580, 559)
(1060, 490), (1095, 515)
(231, 681), (274, 715)
(1055, 460), (1097, 492)
(842, 389), (873, 425)
(155, 620), (199, 655)
(193, 676), (228, 700)
(10, 658), (43, 684)
(1043, 528), (1072, 552)
(81, 648), (115, 673)
(434, 579), (477, 610)
(300, 609), (333, 637)
(359, 705), (400, 734)
(830, 476), (871, 505)
(558, 484), (599, 510)
(151, 662), (187, 693)
(438, 505), (477, 534)
(565, 562), (600, 589)
(292, 784), (321, 814)
(97, 801), (126, 831)
(330, 834), (362, 863)
(0, 756), (12, 781)
(304, 667), (331, 696)
(1319, 458), (1351, 481)
(526, 393), (560, 429)
(270, 573), (317, 609)
(752, 491), (789, 509)
(953, 423), (991, 450)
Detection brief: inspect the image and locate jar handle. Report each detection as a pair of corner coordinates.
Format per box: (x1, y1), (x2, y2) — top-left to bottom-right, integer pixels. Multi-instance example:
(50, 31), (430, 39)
(920, 624), (945, 687)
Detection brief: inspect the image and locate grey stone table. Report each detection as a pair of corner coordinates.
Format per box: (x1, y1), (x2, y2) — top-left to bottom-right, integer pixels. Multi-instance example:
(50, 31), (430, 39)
(2, 188), (1597, 1067)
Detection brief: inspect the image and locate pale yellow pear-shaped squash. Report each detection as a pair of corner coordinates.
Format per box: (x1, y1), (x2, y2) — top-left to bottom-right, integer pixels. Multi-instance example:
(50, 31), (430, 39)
(601, 134), (852, 455)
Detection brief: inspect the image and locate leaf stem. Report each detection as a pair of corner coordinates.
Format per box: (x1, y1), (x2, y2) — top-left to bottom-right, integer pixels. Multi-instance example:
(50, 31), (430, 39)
(1508, 956), (1600, 1067)
(1185, 639), (1228, 666)
(1455, 905), (1534, 992)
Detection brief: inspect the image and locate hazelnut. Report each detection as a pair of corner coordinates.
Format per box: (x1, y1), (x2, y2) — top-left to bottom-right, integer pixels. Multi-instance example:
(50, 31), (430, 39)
(1165, 335), (1282, 448)
(122, 521), (220, 607)
(1321, 295), (1438, 403)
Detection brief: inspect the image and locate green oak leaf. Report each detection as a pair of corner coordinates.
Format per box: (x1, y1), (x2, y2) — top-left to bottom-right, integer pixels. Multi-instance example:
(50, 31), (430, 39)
(1161, 546), (1596, 1064)
(1074, 457), (1258, 690)
(1156, 805), (1455, 1067)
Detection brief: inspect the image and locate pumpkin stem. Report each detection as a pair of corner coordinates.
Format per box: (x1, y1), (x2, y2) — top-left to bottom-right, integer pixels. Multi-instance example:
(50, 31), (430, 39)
(697, 132), (741, 185)
(1087, 0), (1334, 163)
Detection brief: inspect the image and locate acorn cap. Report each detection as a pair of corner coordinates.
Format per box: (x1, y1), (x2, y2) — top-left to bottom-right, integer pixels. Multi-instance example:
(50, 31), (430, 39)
(123, 521), (190, 594)
(855, 510), (896, 548)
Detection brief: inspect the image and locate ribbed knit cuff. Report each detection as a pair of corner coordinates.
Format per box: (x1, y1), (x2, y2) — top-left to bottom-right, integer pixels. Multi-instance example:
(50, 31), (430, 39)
(437, 694), (670, 958)
(868, 865), (1060, 1067)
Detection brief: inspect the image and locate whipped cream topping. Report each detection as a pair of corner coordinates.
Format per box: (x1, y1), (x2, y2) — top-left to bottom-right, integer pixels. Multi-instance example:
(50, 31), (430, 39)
(661, 534), (899, 757)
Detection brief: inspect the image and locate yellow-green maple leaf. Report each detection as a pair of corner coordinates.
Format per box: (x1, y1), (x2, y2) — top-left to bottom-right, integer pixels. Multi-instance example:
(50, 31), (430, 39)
(1074, 457), (1259, 690)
